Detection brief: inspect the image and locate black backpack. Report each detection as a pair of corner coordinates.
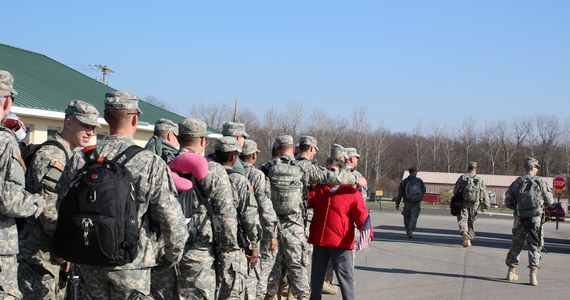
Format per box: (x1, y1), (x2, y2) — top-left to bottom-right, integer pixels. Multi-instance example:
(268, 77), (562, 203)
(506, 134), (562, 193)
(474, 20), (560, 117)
(54, 145), (143, 266)
(450, 193), (463, 216)
(21, 139), (69, 170)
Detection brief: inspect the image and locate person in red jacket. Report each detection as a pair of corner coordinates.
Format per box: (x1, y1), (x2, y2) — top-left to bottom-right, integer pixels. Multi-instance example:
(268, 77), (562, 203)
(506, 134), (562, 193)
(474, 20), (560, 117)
(308, 175), (372, 300)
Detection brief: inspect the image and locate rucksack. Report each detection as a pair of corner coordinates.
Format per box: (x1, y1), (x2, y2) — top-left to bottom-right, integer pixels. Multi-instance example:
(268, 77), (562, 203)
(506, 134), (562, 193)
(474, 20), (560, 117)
(462, 176), (481, 203)
(450, 193), (463, 216)
(516, 177), (543, 218)
(54, 145), (143, 266)
(267, 157), (304, 215)
(21, 139), (69, 170)
(405, 178), (423, 203)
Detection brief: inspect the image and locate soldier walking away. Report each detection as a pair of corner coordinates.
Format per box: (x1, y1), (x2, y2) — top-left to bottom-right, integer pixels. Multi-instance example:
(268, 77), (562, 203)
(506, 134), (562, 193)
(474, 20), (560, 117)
(54, 91), (188, 299)
(394, 166), (426, 239)
(504, 157), (554, 286)
(452, 162), (490, 247)
(19, 100), (100, 299)
(0, 70), (46, 300)
(144, 118), (180, 163)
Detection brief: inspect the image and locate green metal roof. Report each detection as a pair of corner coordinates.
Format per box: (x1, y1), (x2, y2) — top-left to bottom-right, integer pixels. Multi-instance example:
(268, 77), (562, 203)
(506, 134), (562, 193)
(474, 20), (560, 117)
(0, 43), (185, 125)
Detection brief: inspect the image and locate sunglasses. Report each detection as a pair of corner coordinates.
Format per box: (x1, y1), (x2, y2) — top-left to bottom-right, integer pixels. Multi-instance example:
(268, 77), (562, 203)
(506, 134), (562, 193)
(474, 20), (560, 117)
(127, 111), (142, 117)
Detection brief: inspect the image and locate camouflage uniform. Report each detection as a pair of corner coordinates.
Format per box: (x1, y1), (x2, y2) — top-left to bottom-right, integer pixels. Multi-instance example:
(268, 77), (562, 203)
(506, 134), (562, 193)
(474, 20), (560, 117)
(1, 70), (46, 300)
(222, 122), (249, 175)
(144, 118), (179, 164)
(55, 92), (188, 299)
(18, 100), (101, 300)
(395, 172), (426, 233)
(452, 165), (490, 242)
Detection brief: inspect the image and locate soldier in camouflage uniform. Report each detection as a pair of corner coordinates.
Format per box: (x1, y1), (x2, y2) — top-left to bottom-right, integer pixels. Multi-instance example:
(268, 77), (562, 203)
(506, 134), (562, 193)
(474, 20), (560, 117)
(18, 100), (100, 299)
(0, 70), (46, 300)
(215, 137), (261, 299)
(345, 147), (367, 201)
(222, 122), (249, 175)
(452, 162), (490, 247)
(144, 118), (180, 164)
(240, 140), (279, 300)
(504, 157), (553, 286)
(395, 166), (426, 239)
(55, 91), (188, 299)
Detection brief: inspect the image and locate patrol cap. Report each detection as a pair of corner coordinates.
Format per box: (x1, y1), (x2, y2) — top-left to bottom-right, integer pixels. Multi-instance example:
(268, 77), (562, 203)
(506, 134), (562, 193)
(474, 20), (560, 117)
(330, 143), (348, 159)
(409, 166), (418, 172)
(155, 118), (179, 135)
(468, 162), (477, 168)
(215, 136), (242, 153)
(275, 135), (294, 147)
(299, 135), (319, 151)
(178, 119), (207, 137)
(104, 91), (142, 114)
(0, 70), (17, 96)
(242, 139), (260, 156)
(222, 122), (249, 138)
(524, 157), (541, 168)
(345, 147), (361, 158)
(65, 100), (101, 128)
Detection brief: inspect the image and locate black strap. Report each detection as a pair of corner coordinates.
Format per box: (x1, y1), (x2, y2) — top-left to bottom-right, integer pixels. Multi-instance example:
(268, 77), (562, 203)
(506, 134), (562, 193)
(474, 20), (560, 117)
(112, 145), (144, 166)
(41, 140), (70, 162)
(190, 176), (222, 233)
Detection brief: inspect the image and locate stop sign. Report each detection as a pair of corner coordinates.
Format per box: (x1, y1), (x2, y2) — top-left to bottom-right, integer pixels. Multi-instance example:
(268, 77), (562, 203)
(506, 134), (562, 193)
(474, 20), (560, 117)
(553, 177), (566, 190)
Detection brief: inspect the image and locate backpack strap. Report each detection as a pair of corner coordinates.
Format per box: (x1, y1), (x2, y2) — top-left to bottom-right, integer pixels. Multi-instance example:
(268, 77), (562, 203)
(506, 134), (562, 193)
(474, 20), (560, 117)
(41, 140), (70, 162)
(190, 176), (222, 233)
(112, 145), (144, 166)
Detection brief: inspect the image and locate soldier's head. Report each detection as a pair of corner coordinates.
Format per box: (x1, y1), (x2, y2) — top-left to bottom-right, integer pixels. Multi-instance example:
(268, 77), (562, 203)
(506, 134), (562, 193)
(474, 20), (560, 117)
(63, 100), (101, 149)
(467, 161), (477, 173)
(103, 91), (141, 137)
(178, 119), (208, 154)
(214, 136), (241, 166)
(222, 122), (249, 148)
(330, 143), (348, 162)
(240, 139), (260, 164)
(409, 166), (418, 176)
(345, 147), (361, 168)
(0, 70), (17, 122)
(274, 135), (295, 156)
(154, 118), (179, 149)
(523, 157), (541, 175)
(298, 135), (319, 160)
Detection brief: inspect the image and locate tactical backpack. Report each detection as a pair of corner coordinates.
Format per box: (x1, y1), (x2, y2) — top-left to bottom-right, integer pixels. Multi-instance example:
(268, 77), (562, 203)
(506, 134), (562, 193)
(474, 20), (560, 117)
(21, 139), (69, 170)
(516, 177), (543, 219)
(54, 145), (143, 266)
(405, 178), (423, 203)
(267, 157), (304, 215)
(462, 175), (481, 203)
(450, 193), (463, 216)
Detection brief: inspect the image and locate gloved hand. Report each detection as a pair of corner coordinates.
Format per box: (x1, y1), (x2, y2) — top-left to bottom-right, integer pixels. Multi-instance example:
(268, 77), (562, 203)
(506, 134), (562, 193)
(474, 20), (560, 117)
(169, 152), (209, 180)
(171, 172), (193, 192)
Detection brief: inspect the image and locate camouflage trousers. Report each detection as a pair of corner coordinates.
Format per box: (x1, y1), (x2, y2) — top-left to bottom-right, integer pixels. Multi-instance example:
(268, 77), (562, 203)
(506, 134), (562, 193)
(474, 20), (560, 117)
(267, 214), (310, 298)
(402, 203), (421, 231)
(457, 203), (478, 240)
(151, 248), (216, 300)
(218, 249), (247, 299)
(17, 260), (66, 300)
(506, 216), (544, 268)
(254, 238), (278, 299)
(79, 265), (152, 299)
(0, 255), (21, 300)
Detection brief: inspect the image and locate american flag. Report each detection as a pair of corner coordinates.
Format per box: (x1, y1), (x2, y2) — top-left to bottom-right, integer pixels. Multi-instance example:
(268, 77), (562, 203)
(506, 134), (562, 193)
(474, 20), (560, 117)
(356, 215), (372, 251)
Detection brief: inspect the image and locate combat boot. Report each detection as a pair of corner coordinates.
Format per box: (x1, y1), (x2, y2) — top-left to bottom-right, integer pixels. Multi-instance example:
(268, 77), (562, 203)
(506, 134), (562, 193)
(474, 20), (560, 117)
(506, 266), (518, 281)
(322, 281), (340, 295)
(279, 283), (289, 299)
(462, 234), (471, 247)
(406, 229), (413, 239)
(529, 267), (539, 286)
(265, 294), (278, 300)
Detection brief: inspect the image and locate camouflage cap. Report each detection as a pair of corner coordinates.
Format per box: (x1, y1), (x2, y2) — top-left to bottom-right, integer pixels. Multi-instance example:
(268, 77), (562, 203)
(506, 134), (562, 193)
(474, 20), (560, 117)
(345, 147), (361, 158)
(275, 135), (294, 147)
(65, 100), (101, 128)
(178, 119), (207, 137)
(222, 122), (250, 138)
(330, 143), (348, 159)
(468, 162), (477, 168)
(0, 70), (17, 96)
(104, 91), (142, 114)
(215, 136), (242, 153)
(524, 157), (541, 168)
(299, 135), (319, 151)
(242, 139), (261, 155)
(155, 118), (179, 135)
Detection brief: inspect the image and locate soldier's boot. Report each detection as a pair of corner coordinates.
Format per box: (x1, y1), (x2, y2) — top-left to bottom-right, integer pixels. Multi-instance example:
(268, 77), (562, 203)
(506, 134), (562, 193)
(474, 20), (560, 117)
(529, 267), (539, 286)
(279, 284), (289, 299)
(506, 266), (518, 281)
(406, 229), (413, 239)
(462, 234), (471, 247)
(322, 281), (340, 295)
(265, 294), (279, 300)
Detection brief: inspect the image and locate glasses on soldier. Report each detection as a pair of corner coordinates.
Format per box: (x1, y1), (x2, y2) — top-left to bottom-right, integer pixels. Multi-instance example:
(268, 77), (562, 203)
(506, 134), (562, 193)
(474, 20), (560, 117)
(126, 111), (141, 117)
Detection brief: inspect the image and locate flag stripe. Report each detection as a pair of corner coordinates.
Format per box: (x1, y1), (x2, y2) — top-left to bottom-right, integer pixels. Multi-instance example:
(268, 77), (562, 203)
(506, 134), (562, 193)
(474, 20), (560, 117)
(357, 216), (372, 251)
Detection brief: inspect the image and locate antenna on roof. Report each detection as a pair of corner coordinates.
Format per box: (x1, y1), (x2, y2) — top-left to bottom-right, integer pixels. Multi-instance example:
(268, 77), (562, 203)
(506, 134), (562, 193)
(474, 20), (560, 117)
(95, 64), (114, 85)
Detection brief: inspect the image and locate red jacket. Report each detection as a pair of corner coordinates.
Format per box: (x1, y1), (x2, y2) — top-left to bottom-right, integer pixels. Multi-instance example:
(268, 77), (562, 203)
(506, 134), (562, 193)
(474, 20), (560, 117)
(308, 184), (371, 250)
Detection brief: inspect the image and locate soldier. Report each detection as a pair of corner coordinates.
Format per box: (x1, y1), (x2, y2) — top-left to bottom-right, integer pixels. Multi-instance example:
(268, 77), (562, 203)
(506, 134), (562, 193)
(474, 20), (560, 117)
(19, 100), (100, 299)
(504, 157), (554, 286)
(222, 121), (249, 175)
(55, 91), (188, 299)
(394, 166), (426, 239)
(452, 162), (490, 247)
(144, 118), (180, 163)
(0, 70), (46, 300)
(240, 139), (279, 300)
(345, 147), (368, 201)
(215, 136), (261, 299)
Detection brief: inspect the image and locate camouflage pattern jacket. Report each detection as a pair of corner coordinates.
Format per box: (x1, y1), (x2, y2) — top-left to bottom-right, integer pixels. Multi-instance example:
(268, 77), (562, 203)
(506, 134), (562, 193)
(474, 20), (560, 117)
(243, 161), (279, 239)
(504, 173), (554, 213)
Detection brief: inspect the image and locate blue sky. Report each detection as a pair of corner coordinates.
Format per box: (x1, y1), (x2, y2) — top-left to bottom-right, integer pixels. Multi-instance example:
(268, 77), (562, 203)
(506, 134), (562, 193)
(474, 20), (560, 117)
(3, 1), (569, 133)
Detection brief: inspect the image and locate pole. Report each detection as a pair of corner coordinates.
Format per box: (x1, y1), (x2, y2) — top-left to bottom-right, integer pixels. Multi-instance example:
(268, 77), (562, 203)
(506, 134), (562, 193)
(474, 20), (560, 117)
(556, 193), (560, 230)
(233, 99), (238, 122)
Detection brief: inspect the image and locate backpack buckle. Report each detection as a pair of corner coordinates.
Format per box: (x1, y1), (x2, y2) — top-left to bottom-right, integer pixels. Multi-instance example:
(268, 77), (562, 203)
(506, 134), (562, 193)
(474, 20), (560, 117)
(81, 218), (94, 246)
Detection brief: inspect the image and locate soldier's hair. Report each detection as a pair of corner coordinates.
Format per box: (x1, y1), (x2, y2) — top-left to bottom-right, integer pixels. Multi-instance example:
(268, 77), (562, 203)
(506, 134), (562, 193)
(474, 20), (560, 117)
(154, 129), (170, 137)
(178, 136), (202, 147)
(104, 110), (134, 128)
(239, 153), (254, 162)
(299, 144), (312, 152)
(468, 166), (476, 171)
(214, 150), (236, 164)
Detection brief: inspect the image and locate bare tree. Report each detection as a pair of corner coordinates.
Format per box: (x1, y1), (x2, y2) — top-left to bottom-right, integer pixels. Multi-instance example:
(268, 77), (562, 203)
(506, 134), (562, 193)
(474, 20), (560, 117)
(143, 95), (174, 112)
(412, 120), (425, 169)
(496, 120), (515, 174)
(427, 122), (443, 171)
(370, 125), (388, 191)
(512, 117), (533, 173)
(441, 128), (458, 173)
(459, 115), (478, 166)
(535, 114), (561, 175)
(189, 102), (232, 130)
(479, 121), (502, 174)
(350, 106), (371, 178)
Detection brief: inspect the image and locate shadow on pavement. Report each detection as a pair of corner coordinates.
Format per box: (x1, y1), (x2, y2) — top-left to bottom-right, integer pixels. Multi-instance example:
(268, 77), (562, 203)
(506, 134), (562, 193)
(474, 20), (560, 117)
(374, 225), (570, 254)
(354, 265), (508, 283)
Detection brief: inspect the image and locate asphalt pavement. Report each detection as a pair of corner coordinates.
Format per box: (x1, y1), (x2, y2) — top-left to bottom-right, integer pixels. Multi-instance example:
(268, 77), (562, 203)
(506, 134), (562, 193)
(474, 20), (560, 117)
(324, 206), (570, 300)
